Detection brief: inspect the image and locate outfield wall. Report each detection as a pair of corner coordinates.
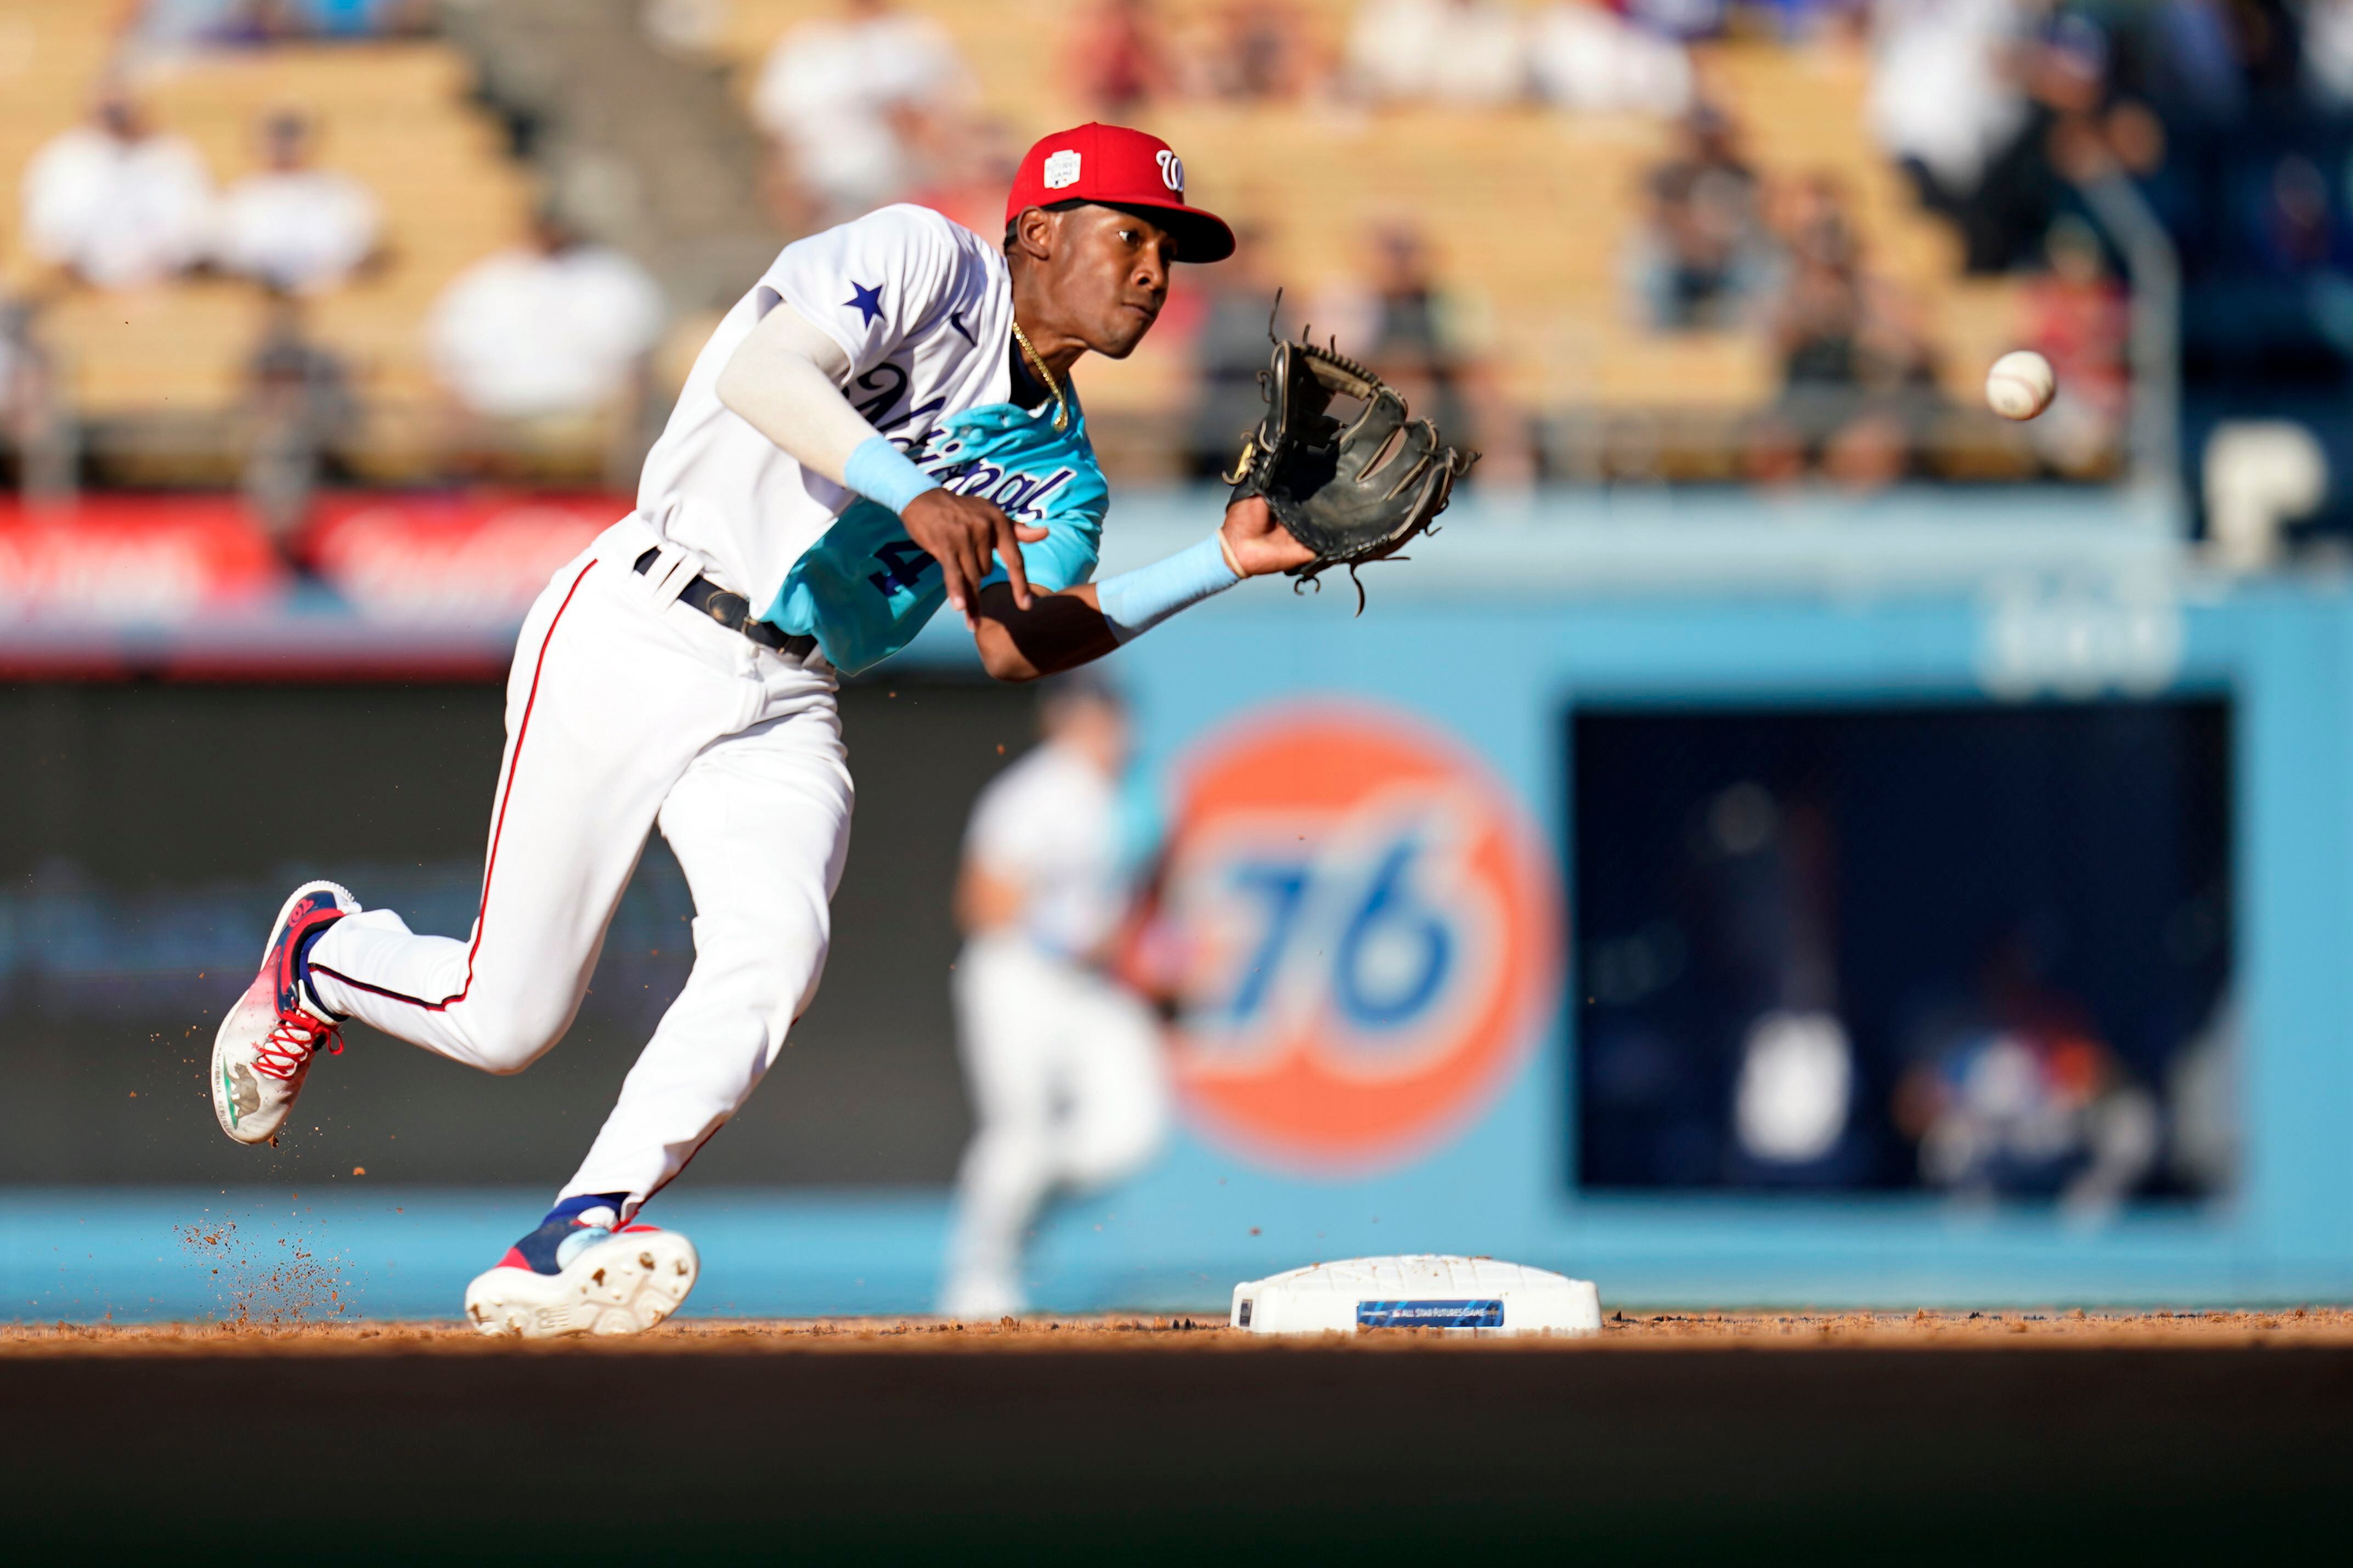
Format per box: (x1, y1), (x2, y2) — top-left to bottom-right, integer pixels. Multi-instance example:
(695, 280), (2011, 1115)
(6, 487), (2350, 1315)
(1006, 493), (2338, 1307)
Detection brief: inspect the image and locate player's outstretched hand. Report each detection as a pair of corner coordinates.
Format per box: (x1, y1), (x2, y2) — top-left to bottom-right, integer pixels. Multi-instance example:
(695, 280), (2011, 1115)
(1218, 493), (1318, 579)
(902, 490), (1050, 625)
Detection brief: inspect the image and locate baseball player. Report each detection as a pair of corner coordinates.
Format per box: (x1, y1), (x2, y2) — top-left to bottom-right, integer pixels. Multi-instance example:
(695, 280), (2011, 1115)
(206, 122), (1307, 1336)
(939, 677), (1166, 1321)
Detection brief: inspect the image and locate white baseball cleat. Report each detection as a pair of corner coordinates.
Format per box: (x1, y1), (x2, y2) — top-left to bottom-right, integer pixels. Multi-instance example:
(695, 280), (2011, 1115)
(210, 880), (359, 1146)
(464, 1216), (701, 1338)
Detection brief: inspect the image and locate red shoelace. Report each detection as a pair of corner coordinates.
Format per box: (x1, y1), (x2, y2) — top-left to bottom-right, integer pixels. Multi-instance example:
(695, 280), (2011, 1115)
(250, 1011), (343, 1081)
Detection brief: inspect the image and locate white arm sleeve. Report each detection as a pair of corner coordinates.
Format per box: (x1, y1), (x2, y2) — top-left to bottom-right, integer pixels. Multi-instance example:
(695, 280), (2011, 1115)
(713, 299), (881, 488)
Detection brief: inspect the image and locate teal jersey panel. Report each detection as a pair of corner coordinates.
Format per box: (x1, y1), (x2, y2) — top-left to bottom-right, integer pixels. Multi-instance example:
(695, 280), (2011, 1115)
(763, 399), (1108, 676)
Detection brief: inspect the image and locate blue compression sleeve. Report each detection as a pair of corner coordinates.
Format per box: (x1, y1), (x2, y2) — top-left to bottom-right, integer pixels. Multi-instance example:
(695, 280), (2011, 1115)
(1094, 533), (1240, 644)
(844, 434), (942, 516)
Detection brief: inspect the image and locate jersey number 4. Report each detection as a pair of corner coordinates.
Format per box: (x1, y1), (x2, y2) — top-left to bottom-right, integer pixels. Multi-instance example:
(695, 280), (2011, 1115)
(868, 539), (935, 598)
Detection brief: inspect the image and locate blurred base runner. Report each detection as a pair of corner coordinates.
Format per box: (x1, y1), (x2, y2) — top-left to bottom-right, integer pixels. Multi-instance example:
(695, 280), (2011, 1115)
(940, 680), (1167, 1318)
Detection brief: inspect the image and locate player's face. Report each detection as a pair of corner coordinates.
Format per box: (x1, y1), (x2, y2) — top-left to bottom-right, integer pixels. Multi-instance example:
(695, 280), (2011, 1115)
(1049, 206), (1176, 360)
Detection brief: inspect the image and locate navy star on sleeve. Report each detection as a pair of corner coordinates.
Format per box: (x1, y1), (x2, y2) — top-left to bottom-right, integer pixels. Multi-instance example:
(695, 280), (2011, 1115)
(763, 205), (964, 377)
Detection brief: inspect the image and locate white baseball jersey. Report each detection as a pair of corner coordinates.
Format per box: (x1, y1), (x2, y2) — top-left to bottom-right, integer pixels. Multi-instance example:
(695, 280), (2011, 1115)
(636, 203), (1018, 616)
(964, 740), (1128, 959)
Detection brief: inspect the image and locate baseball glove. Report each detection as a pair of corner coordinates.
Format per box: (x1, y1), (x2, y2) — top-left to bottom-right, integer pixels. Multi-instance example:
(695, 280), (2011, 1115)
(1225, 323), (1476, 611)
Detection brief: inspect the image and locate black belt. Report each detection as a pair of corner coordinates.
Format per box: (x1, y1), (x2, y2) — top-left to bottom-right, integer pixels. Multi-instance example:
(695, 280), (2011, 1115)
(633, 548), (817, 659)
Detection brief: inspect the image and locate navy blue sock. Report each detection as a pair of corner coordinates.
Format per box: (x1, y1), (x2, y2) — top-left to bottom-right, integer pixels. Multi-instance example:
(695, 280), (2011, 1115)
(510, 1193), (631, 1273)
(293, 920), (342, 1017)
(542, 1192), (629, 1229)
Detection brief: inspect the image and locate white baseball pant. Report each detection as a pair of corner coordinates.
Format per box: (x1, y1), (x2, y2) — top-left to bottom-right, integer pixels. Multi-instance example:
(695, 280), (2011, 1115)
(303, 516), (853, 1213)
(941, 934), (1169, 1312)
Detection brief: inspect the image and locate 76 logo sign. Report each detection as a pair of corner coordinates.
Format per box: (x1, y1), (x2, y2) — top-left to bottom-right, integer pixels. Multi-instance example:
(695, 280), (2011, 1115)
(1152, 706), (1561, 1174)
(1176, 792), (1499, 1063)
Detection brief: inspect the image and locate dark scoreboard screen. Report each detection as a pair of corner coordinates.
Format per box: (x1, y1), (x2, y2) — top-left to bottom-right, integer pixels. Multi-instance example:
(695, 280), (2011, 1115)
(1571, 697), (2234, 1203)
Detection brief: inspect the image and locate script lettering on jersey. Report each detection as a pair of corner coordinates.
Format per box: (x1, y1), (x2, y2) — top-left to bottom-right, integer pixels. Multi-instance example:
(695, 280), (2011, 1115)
(941, 462), (1076, 524)
(853, 360), (946, 440)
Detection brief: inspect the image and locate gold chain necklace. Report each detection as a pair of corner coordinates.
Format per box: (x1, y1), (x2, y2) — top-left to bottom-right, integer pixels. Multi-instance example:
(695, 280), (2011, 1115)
(1009, 321), (1071, 433)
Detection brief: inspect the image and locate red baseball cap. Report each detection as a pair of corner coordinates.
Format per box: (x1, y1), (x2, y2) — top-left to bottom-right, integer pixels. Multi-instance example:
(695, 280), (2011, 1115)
(1005, 122), (1236, 263)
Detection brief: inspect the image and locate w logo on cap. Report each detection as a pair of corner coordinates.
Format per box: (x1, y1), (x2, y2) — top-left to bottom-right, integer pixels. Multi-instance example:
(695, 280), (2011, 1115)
(1006, 123), (1235, 262)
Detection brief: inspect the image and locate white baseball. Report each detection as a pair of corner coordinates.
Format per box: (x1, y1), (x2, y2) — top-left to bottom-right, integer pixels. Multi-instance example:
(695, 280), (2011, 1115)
(1985, 349), (2056, 421)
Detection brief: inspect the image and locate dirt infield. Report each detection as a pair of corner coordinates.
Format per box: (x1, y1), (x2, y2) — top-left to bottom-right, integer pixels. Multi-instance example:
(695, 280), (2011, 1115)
(5, 1304), (2353, 1354)
(5, 1311), (2350, 1558)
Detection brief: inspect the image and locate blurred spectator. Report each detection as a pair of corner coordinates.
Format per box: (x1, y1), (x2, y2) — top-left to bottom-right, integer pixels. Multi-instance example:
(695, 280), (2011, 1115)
(216, 109), (382, 294)
(2136, 0), (2302, 124)
(0, 300), (75, 503)
(1065, 1), (1318, 109)
(143, 0), (435, 44)
(307, 0), (435, 36)
(212, 0), (330, 42)
(2253, 151), (2348, 274)
(906, 117), (1024, 241)
(241, 292), (356, 546)
(1184, 225), (1286, 478)
(1741, 0), (1871, 40)
(1972, 13), (2113, 270)
(751, 0), (974, 223)
(20, 92), (216, 291)
(1689, 776), (1865, 1186)
(1530, 1), (1697, 117)
(940, 679), (1168, 1321)
(1625, 106), (1776, 329)
(1777, 163), (1859, 271)
(1346, 0), (1526, 107)
(1187, 1), (1319, 102)
(1624, 0), (1727, 37)
(1319, 221), (1534, 487)
(1893, 933), (2160, 1215)
(1356, 223), (1468, 426)
(1068, 0), (1176, 117)
(1867, 0), (2033, 270)
(2019, 214), (2127, 477)
(0, 305), (29, 465)
(2308, 0), (2353, 106)
(1878, 4), (2140, 275)
(427, 211), (664, 474)
(1748, 175), (1943, 490)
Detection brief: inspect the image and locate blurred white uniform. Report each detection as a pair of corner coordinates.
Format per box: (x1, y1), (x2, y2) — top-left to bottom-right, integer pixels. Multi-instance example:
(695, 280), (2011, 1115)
(427, 242), (665, 419)
(21, 125), (215, 289)
(217, 166), (380, 293)
(941, 739), (1168, 1320)
(1346, 0), (1527, 107)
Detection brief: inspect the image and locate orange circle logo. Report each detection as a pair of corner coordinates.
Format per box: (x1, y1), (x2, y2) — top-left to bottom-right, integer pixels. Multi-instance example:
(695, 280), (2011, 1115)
(1154, 703), (1563, 1174)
